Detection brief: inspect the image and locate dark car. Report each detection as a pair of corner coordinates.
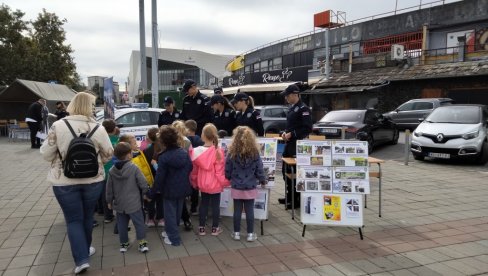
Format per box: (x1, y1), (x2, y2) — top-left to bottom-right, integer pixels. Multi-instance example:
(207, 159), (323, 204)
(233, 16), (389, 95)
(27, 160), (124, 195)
(254, 105), (289, 134)
(312, 109), (399, 153)
(383, 98), (453, 130)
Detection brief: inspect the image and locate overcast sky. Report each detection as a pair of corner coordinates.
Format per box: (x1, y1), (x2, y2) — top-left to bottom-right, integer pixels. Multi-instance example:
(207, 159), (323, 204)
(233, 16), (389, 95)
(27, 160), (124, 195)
(3, 0), (459, 88)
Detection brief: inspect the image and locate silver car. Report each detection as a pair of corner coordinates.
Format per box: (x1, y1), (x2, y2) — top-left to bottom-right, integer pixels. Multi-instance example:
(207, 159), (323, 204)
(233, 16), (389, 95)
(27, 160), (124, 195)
(411, 105), (488, 164)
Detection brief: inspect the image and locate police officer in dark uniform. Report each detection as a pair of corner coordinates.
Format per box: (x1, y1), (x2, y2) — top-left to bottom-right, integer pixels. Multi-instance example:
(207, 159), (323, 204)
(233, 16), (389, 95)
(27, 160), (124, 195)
(213, 87), (223, 95)
(158, 96), (181, 127)
(181, 79), (212, 135)
(279, 84), (313, 208)
(233, 92), (264, 136)
(210, 94), (236, 136)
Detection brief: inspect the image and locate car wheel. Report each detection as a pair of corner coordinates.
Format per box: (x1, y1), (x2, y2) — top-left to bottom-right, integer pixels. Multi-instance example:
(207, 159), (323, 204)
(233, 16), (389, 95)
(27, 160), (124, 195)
(413, 153), (424, 161)
(389, 129), (399, 145)
(367, 135), (374, 154)
(475, 142), (488, 165)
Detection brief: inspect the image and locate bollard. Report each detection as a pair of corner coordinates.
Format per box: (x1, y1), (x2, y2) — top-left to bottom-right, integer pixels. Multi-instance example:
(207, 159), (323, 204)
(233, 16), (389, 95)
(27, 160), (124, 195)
(341, 126), (346, 139)
(404, 129), (410, 165)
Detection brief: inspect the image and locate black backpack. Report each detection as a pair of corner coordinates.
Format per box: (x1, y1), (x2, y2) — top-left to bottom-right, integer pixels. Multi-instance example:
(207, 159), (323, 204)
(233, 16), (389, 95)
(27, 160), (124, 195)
(58, 119), (100, 178)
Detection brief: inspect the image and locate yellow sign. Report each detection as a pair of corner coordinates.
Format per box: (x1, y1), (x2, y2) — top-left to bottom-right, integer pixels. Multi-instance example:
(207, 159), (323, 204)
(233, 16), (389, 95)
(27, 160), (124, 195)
(323, 195), (341, 221)
(226, 55), (244, 72)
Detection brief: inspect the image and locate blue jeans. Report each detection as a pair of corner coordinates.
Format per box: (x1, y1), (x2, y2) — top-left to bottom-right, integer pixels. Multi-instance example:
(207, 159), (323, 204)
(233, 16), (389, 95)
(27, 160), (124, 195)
(116, 210), (146, 243)
(53, 181), (103, 266)
(163, 198), (184, 246)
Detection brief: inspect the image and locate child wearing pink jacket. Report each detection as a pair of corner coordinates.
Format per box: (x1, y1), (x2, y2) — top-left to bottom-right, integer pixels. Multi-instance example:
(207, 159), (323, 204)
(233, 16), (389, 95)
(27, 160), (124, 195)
(190, 123), (229, 236)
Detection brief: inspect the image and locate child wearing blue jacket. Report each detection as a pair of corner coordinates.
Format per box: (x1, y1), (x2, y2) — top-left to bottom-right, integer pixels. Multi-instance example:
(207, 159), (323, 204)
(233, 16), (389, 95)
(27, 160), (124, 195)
(225, 126), (266, 242)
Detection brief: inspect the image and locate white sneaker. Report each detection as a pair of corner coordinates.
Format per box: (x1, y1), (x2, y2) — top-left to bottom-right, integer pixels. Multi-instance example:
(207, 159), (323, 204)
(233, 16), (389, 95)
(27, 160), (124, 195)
(163, 237), (172, 245)
(89, 246), (96, 257)
(161, 231), (168, 238)
(157, 219), (165, 227)
(231, 232), (240, 241)
(146, 219), (155, 227)
(247, 233), (257, 242)
(74, 263), (90, 274)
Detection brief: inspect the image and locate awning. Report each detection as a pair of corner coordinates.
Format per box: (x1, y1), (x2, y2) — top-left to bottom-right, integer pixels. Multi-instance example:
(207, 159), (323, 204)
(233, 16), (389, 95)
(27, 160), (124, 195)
(222, 82), (298, 96)
(302, 83), (389, 94)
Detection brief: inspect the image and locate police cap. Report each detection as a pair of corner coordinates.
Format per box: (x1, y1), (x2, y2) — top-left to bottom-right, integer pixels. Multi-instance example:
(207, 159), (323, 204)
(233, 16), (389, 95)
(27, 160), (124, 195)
(182, 79), (196, 93)
(280, 84), (301, 96)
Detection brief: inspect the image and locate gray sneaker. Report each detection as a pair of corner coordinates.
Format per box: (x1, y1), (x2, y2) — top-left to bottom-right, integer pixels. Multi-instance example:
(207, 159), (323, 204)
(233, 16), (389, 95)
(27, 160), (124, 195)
(246, 233), (257, 242)
(231, 232), (240, 241)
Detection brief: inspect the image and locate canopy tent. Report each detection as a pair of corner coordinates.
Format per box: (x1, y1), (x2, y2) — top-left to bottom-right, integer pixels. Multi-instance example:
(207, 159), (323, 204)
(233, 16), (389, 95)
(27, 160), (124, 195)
(0, 79), (77, 120)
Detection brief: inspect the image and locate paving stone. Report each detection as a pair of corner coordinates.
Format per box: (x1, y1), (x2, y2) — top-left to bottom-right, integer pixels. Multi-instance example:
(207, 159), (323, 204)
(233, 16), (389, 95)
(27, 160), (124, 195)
(253, 261), (289, 274)
(26, 264), (55, 276)
(7, 255), (36, 269)
(424, 262), (465, 276)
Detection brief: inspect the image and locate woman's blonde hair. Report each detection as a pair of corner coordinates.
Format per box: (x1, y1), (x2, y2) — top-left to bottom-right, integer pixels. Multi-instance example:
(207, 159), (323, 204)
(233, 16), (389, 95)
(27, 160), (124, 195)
(227, 126), (259, 161)
(66, 91), (96, 117)
(171, 120), (188, 148)
(202, 123), (221, 161)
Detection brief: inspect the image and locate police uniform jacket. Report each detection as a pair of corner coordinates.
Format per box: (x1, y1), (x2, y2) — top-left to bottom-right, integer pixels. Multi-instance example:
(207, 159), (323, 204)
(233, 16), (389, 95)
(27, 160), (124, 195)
(181, 91), (212, 134)
(212, 108), (236, 136)
(285, 100), (313, 141)
(158, 109), (182, 127)
(235, 107), (264, 136)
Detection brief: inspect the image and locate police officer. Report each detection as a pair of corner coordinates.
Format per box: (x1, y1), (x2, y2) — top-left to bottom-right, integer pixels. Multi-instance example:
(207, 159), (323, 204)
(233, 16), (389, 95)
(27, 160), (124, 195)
(213, 87), (223, 95)
(181, 79), (212, 135)
(279, 84), (313, 208)
(210, 94), (236, 136)
(233, 92), (264, 136)
(158, 96), (181, 127)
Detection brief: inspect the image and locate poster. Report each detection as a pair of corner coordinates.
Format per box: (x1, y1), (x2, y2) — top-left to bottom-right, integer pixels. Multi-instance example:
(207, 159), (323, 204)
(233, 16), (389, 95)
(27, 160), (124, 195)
(296, 140), (332, 166)
(103, 77), (115, 119)
(345, 198), (360, 218)
(300, 193), (363, 226)
(332, 167), (370, 194)
(219, 187), (269, 220)
(296, 166), (332, 192)
(323, 195), (341, 221)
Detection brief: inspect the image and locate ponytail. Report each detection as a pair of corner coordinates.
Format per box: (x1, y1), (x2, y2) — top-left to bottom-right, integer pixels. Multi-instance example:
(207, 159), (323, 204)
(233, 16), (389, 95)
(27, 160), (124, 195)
(214, 136), (221, 161)
(248, 96), (255, 108)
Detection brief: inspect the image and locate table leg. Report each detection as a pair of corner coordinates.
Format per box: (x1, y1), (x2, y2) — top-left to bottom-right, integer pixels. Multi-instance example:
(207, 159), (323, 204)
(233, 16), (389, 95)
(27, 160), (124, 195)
(291, 165), (295, 220)
(284, 162), (289, 210)
(378, 163), (382, 217)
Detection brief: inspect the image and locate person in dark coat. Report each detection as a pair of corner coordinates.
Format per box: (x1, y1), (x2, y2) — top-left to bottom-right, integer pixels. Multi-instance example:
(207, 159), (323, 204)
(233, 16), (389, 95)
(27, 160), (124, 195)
(154, 125), (193, 246)
(279, 84), (313, 208)
(55, 101), (69, 121)
(180, 80), (212, 136)
(158, 96), (182, 127)
(210, 95), (236, 136)
(25, 98), (46, 148)
(233, 93), (264, 137)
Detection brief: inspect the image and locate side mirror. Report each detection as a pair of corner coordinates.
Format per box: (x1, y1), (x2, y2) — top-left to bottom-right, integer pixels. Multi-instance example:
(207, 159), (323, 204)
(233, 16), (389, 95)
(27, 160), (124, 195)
(418, 118), (424, 123)
(116, 123), (124, 128)
(395, 109), (400, 113)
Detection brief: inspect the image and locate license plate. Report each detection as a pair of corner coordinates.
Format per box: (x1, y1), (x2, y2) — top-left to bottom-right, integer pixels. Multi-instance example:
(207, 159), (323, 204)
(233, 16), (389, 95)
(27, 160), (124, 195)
(322, 128), (337, 133)
(428, 152), (450, 159)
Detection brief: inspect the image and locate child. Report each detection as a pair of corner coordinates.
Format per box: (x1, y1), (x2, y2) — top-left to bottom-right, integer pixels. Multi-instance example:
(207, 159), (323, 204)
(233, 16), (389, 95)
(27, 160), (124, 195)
(154, 126), (193, 246)
(99, 119), (119, 223)
(119, 134), (154, 187)
(106, 142), (150, 253)
(172, 120), (193, 230)
(190, 123), (229, 236)
(142, 128), (164, 227)
(185, 119), (203, 215)
(225, 126), (266, 242)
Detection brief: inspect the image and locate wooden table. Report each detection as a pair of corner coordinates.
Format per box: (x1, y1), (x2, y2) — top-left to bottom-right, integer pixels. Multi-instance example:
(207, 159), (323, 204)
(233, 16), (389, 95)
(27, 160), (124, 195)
(281, 156), (386, 219)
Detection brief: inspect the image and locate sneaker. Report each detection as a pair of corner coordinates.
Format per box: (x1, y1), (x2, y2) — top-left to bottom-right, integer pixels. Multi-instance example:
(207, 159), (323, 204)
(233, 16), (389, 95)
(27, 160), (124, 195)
(146, 219), (155, 227)
(184, 220), (193, 231)
(198, 226), (206, 236)
(103, 218), (113, 223)
(163, 237), (172, 245)
(138, 240), (149, 253)
(92, 220), (99, 228)
(157, 219), (165, 227)
(89, 246), (96, 257)
(74, 263), (90, 274)
(246, 233), (257, 242)
(231, 232), (240, 241)
(161, 231), (168, 238)
(119, 242), (130, 253)
(211, 227), (223, 236)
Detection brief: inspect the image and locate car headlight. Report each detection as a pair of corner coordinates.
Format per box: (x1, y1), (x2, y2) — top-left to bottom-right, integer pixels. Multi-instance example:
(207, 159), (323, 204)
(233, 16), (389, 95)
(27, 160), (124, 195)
(462, 130), (479, 140)
(413, 131), (422, 137)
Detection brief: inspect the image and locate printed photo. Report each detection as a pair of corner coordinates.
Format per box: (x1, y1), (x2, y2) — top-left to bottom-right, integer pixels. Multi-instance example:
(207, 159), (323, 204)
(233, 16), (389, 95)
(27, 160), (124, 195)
(314, 145), (330, 155)
(334, 146), (345, 153)
(265, 143), (276, 157)
(306, 181), (318, 191)
(296, 181), (305, 192)
(332, 158), (346, 166)
(345, 147), (356, 153)
(356, 147), (365, 154)
(311, 157), (323, 165)
(297, 145), (312, 154)
(319, 180), (331, 191)
(258, 143), (265, 156)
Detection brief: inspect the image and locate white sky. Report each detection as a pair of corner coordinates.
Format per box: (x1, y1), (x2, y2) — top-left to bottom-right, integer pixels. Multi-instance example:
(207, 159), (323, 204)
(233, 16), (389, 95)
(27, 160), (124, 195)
(2, 0), (459, 88)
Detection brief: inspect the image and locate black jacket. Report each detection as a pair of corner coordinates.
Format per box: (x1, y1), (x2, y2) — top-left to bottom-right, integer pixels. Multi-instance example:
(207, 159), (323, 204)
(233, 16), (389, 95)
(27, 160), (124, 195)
(235, 107), (264, 136)
(154, 146), (193, 199)
(285, 100), (313, 141)
(212, 108), (236, 136)
(158, 109), (182, 127)
(26, 101), (43, 122)
(181, 91), (212, 135)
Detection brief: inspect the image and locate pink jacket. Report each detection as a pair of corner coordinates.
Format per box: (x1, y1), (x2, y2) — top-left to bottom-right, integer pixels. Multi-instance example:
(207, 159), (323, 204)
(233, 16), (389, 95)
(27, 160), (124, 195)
(190, 146), (230, 194)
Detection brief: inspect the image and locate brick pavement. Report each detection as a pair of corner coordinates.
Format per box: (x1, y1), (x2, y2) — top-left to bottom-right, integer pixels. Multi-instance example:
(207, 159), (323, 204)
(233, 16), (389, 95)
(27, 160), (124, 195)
(1, 137), (488, 275)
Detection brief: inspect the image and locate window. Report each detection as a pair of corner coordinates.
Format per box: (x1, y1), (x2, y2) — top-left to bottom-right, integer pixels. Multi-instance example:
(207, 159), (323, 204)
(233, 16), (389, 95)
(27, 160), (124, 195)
(413, 102), (434, 110)
(397, 102), (414, 111)
(253, 62), (260, 72)
(116, 112), (152, 127)
(260, 60), (268, 72)
(272, 57), (282, 70)
(264, 108), (287, 118)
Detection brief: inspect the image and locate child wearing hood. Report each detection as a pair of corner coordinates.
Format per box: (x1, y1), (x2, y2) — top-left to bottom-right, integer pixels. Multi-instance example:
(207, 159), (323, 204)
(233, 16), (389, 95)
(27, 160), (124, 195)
(190, 123), (229, 236)
(106, 142), (150, 253)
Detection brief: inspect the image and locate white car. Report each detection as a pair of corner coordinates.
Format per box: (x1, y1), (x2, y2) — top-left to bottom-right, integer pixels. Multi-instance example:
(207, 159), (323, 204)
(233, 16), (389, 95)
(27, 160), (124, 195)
(411, 105), (488, 164)
(96, 107), (164, 144)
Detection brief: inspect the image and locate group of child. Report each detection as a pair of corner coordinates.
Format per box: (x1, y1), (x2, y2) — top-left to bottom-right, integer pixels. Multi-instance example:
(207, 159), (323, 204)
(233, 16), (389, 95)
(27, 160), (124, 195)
(102, 119), (267, 253)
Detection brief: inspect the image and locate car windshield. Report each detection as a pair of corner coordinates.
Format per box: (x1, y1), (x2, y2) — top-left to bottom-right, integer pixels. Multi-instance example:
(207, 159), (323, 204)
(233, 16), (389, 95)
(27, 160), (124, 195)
(319, 111), (364, 123)
(426, 106), (480, 124)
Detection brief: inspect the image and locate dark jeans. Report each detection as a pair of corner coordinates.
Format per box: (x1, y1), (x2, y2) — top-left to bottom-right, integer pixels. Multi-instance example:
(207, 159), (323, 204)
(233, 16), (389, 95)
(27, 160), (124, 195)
(53, 181), (103, 266)
(164, 198), (184, 246)
(116, 210), (146, 243)
(199, 192), (221, 228)
(181, 202), (190, 222)
(233, 199), (255, 233)
(145, 193), (163, 220)
(97, 180), (113, 220)
(27, 121), (41, 147)
(190, 188), (199, 213)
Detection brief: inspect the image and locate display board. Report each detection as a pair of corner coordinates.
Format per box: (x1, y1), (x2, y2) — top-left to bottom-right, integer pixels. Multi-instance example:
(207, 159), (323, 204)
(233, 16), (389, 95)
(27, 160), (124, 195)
(297, 140), (369, 227)
(219, 187), (270, 220)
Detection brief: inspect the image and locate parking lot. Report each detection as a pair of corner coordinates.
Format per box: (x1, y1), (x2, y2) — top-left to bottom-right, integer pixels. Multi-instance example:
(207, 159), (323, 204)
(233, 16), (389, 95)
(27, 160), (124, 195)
(1, 134), (488, 275)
